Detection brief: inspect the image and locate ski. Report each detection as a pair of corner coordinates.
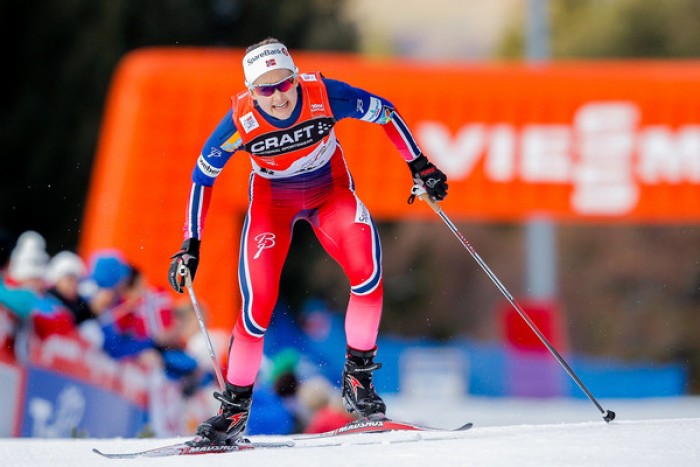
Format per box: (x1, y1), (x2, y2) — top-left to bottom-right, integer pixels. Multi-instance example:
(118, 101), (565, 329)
(92, 439), (294, 459)
(297, 417), (473, 439)
(92, 417), (473, 459)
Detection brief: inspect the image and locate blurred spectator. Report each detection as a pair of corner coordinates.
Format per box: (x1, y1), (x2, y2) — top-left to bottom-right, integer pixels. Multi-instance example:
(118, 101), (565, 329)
(298, 375), (354, 434)
(2, 231), (50, 319)
(46, 251), (92, 324)
(96, 256), (204, 395)
(99, 264), (164, 360)
(0, 231), (78, 345)
(268, 348), (306, 431)
(81, 249), (131, 317)
(46, 250), (105, 348)
(274, 370), (303, 432)
(172, 299), (226, 393)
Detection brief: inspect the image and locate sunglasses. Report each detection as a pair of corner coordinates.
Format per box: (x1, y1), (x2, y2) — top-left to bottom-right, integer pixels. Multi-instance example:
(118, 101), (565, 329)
(251, 75), (297, 97)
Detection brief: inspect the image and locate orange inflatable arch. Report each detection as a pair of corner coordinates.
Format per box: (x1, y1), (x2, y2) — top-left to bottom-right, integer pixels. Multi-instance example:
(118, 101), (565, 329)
(81, 47), (700, 330)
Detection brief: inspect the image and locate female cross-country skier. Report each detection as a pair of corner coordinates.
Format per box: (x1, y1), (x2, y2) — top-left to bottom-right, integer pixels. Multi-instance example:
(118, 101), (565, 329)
(168, 37), (448, 446)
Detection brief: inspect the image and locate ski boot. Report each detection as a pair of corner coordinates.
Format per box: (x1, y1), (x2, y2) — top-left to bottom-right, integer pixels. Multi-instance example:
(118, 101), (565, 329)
(187, 383), (253, 446)
(342, 347), (386, 419)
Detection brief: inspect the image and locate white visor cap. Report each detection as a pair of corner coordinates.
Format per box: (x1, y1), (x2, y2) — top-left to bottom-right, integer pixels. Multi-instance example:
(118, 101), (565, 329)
(243, 43), (297, 87)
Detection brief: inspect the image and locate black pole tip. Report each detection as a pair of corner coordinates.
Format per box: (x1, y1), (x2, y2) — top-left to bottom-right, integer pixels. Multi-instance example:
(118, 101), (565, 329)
(603, 410), (616, 423)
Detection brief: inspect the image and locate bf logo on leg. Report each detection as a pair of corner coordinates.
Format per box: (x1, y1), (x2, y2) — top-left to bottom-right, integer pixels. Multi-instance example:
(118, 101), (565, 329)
(254, 233), (276, 259)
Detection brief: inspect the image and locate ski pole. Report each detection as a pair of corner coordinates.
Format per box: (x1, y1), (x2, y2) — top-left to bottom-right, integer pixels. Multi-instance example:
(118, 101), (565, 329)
(411, 184), (616, 423)
(179, 266), (226, 390)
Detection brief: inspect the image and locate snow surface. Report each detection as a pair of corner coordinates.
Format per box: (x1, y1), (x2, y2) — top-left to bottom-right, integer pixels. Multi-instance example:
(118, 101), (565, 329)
(2, 396), (699, 467)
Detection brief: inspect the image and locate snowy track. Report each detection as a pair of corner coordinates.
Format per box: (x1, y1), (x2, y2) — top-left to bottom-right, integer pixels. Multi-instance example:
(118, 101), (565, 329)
(3, 397), (699, 466)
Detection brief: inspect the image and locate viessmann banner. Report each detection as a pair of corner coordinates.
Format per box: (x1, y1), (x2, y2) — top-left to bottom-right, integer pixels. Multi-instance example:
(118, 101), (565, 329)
(417, 100), (700, 220)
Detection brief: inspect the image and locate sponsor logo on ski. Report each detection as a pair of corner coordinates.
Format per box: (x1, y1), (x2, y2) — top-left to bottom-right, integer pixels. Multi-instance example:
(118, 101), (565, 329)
(336, 420), (384, 433)
(186, 445), (237, 453)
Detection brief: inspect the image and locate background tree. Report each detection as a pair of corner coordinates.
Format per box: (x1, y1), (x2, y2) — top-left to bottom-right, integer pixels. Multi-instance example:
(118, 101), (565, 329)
(499, 0), (700, 58)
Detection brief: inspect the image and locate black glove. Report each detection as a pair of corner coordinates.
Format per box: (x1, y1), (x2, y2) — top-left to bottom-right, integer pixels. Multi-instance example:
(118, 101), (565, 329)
(168, 238), (200, 293)
(408, 154), (448, 201)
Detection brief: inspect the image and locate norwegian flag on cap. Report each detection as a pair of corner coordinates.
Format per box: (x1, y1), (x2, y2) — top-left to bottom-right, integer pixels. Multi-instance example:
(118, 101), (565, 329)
(266, 58), (276, 67)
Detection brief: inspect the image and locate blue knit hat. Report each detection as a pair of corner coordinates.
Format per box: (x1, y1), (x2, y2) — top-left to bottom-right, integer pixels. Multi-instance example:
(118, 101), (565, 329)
(89, 250), (130, 289)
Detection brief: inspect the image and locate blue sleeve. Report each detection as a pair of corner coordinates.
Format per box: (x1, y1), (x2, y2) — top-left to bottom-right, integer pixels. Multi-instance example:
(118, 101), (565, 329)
(191, 110), (243, 187)
(323, 78), (395, 124)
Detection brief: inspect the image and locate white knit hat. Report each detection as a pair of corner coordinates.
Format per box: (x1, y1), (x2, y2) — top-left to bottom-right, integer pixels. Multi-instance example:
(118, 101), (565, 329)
(242, 42), (297, 87)
(8, 231), (49, 282)
(45, 251), (86, 286)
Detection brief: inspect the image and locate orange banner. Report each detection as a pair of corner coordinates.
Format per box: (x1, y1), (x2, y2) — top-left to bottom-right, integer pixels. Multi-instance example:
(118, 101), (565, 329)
(80, 48), (700, 329)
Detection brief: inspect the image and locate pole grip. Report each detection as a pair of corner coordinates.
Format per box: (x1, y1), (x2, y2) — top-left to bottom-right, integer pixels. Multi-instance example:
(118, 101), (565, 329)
(411, 184), (442, 214)
(178, 264), (193, 287)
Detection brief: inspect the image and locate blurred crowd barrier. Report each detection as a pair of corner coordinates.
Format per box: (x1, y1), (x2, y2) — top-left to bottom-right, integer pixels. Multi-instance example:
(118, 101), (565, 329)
(0, 332), (218, 438)
(1, 229), (689, 438)
(0, 230), (225, 437)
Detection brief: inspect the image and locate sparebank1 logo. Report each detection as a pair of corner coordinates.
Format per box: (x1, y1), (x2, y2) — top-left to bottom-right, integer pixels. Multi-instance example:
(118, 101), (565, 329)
(417, 101), (700, 215)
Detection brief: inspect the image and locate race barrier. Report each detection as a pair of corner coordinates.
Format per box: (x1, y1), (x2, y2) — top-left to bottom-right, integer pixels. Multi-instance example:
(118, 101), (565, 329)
(0, 332), (215, 438)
